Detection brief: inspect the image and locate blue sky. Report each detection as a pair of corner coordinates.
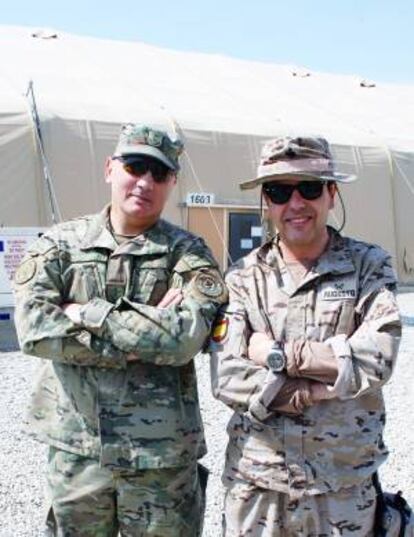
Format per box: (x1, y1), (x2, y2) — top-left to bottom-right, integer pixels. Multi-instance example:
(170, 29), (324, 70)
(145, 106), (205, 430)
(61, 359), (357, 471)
(2, 0), (413, 84)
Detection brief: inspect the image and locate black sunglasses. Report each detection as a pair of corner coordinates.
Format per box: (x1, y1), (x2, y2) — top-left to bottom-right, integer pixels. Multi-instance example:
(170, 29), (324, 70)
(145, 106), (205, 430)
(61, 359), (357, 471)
(113, 156), (171, 183)
(263, 180), (327, 205)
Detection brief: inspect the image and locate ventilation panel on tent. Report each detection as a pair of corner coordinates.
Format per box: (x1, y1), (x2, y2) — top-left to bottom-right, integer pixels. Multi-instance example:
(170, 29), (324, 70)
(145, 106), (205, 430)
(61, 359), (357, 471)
(290, 68), (311, 78)
(31, 29), (58, 39)
(359, 79), (376, 88)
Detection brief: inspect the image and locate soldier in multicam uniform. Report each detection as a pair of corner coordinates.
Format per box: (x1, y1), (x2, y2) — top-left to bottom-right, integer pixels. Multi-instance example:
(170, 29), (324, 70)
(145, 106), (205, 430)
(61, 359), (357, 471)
(13, 123), (227, 537)
(210, 136), (401, 536)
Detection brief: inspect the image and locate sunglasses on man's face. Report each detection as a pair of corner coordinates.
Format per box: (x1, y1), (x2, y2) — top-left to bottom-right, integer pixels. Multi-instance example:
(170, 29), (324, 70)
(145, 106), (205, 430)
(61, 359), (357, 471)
(263, 180), (327, 205)
(113, 156), (171, 183)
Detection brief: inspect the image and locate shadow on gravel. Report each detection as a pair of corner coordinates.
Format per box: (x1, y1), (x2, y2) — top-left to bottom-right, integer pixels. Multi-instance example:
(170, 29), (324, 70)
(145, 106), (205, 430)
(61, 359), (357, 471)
(402, 315), (414, 326)
(0, 310), (19, 352)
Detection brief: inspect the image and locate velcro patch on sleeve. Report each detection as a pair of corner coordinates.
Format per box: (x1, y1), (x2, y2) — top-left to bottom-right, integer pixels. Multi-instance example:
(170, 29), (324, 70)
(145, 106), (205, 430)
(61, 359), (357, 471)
(14, 258), (37, 285)
(187, 268), (228, 304)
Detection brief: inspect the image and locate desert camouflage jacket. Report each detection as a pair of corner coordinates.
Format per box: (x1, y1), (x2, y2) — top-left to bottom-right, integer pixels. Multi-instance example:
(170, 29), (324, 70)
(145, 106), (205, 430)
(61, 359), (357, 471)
(14, 207), (226, 470)
(210, 228), (401, 498)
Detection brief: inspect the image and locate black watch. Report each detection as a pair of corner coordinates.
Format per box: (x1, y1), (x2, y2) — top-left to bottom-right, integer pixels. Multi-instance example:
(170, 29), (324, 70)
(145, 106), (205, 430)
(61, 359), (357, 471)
(266, 342), (286, 373)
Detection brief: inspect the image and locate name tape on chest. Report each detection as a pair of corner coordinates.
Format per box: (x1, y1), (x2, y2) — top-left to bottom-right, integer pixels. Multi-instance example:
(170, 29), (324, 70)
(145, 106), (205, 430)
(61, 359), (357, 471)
(320, 280), (357, 301)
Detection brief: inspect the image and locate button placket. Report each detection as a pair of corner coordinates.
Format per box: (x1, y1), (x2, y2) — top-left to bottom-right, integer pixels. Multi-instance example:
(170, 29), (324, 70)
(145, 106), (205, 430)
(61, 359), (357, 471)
(105, 256), (130, 303)
(284, 293), (308, 496)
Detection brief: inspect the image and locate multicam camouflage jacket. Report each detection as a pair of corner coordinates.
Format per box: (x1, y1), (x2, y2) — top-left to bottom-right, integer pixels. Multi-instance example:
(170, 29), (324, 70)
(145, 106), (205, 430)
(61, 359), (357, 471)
(210, 228), (401, 498)
(14, 207), (227, 470)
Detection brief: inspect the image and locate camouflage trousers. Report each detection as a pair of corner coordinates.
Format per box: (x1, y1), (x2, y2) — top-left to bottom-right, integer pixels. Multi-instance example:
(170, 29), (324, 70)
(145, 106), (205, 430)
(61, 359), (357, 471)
(222, 476), (376, 537)
(45, 447), (207, 537)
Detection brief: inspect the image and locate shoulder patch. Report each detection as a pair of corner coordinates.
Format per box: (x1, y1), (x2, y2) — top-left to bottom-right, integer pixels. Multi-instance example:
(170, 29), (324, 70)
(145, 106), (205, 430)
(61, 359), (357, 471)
(14, 258), (37, 285)
(185, 268), (228, 304)
(194, 270), (227, 301)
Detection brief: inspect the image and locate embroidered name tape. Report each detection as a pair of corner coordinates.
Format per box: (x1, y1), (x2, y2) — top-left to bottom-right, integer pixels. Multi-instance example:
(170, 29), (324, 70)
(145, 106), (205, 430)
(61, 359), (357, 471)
(321, 281), (356, 300)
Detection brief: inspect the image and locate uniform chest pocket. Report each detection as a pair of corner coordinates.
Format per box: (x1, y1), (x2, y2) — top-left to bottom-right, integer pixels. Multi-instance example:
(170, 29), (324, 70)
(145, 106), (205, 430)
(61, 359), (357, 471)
(64, 263), (105, 303)
(317, 299), (356, 339)
(129, 267), (170, 306)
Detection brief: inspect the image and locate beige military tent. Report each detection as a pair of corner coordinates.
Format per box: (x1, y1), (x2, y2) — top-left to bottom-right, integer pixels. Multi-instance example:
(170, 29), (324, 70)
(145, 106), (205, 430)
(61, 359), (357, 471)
(1, 25), (414, 282)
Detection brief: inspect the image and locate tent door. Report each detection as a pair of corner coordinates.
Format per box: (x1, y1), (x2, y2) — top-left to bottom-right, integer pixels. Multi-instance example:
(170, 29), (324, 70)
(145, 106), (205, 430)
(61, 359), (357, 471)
(187, 206), (261, 271)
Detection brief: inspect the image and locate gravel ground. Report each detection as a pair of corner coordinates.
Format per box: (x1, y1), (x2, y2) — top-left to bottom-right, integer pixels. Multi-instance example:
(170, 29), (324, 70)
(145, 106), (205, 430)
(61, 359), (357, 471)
(0, 292), (413, 537)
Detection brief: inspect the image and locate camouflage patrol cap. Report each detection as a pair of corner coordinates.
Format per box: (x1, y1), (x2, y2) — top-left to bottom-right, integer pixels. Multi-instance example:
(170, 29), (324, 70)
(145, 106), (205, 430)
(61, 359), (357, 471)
(240, 135), (356, 190)
(114, 123), (184, 171)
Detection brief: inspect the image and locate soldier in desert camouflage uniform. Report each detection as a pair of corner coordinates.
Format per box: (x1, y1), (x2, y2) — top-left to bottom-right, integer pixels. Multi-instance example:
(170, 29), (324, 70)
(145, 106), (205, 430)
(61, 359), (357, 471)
(210, 136), (401, 536)
(14, 123), (227, 536)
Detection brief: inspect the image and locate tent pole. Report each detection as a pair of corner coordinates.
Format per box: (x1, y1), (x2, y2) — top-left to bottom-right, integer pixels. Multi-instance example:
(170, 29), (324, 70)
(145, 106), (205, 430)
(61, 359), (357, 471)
(26, 81), (61, 225)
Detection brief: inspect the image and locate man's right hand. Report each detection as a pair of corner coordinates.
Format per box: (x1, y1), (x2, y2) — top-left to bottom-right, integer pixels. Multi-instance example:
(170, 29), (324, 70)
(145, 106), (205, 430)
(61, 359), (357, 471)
(156, 288), (183, 309)
(310, 382), (336, 402)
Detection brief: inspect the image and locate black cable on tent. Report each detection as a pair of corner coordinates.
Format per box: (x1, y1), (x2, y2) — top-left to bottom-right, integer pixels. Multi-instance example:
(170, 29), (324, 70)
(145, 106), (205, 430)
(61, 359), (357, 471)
(26, 80), (61, 225)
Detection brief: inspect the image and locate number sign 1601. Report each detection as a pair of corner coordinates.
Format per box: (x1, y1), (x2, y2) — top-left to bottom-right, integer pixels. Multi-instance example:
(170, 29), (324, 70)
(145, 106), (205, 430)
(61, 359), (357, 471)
(186, 193), (215, 206)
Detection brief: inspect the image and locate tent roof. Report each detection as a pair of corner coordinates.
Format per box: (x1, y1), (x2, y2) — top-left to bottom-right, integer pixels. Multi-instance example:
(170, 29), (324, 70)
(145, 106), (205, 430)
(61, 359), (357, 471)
(1, 24), (414, 150)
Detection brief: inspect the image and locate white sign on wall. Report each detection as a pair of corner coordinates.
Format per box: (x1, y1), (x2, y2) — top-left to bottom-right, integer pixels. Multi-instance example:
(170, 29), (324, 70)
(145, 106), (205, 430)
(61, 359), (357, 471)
(241, 238), (253, 250)
(186, 192), (215, 206)
(251, 226), (263, 238)
(0, 228), (45, 308)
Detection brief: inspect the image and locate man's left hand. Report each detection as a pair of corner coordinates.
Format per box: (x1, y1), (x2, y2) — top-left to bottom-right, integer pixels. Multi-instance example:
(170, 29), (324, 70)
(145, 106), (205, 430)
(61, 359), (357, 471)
(248, 332), (274, 366)
(62, 303), (82, 325)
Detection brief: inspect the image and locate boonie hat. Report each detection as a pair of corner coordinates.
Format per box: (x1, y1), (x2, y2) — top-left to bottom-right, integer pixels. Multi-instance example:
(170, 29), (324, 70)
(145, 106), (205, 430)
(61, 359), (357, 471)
(240, 135), (356, 190)
(114, 123), (184, 171)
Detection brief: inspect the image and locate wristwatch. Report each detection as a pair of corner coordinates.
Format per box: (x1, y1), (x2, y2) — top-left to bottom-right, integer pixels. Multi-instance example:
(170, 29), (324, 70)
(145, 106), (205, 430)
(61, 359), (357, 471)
(266, 342), (286, 374)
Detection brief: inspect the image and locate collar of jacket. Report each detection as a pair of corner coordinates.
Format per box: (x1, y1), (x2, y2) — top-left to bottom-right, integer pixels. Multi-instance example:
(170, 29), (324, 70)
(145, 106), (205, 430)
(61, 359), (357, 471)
(257, 226), (355, 279)
(79, 205), (169, 257)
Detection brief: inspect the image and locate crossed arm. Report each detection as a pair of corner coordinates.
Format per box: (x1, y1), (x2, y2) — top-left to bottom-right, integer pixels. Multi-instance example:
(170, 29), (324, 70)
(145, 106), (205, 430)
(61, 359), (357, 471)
(14, 236), (225, 369)
(247, 332), (338, 413)
(211, 261), (401, 418)
(62, 288), (183, 362)
(210, 297), (336, 418)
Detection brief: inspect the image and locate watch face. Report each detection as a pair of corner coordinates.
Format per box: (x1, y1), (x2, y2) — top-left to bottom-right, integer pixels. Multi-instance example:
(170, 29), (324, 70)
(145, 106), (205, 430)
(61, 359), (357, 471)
(267, 349), (286, 373)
